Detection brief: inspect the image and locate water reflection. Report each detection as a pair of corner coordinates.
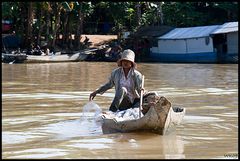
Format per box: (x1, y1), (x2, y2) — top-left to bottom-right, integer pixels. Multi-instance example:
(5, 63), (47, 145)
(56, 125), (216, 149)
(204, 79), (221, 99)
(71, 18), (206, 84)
(162, 134), (185, 159)
(101, 132), (185, 159)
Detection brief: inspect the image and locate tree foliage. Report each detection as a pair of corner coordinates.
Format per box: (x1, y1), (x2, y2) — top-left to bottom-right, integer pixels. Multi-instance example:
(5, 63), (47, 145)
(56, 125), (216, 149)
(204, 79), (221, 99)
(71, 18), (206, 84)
(1, 1), (238, 50)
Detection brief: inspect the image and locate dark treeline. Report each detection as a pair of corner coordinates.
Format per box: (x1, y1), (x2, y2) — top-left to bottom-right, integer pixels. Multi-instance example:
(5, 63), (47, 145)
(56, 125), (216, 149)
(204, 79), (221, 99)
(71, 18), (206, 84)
(2, 1), (238, 51)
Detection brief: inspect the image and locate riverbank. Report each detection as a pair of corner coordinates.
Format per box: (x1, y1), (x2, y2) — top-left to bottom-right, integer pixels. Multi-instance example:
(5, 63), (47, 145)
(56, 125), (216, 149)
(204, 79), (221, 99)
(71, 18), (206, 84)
(80, 34), (117, 47)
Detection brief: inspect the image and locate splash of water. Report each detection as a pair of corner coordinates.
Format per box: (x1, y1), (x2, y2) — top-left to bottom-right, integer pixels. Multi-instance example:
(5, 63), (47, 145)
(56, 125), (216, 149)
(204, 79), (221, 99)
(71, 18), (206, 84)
(81, 101), (102, 122)
(36, 101), (104, 140)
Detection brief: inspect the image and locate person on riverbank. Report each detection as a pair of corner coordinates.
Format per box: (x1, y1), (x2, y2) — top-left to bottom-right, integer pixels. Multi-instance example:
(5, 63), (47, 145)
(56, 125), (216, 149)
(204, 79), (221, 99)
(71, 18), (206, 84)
(89, 49), (144, 112)
(109, 42), (122, 59)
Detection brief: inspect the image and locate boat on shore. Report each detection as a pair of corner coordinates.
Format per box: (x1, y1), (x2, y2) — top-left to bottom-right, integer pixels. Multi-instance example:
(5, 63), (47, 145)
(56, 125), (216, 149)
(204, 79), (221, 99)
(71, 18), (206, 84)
(100, 93), (185, 135)
(25, 48), (99, 63)
(2, 53), (28, 64)
(26, 52), (85, 63)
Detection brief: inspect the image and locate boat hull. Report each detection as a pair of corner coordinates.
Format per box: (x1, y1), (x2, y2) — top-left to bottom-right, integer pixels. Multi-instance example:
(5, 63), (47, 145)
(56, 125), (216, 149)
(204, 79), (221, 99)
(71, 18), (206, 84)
(2, 53), (27, 63)
(101, 96), (185, 135)
(26, 53), (85, 63)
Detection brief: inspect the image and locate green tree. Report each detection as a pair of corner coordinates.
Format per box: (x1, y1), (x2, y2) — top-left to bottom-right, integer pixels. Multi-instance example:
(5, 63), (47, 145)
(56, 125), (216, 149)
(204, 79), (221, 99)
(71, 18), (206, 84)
(1, 1), (238, 50)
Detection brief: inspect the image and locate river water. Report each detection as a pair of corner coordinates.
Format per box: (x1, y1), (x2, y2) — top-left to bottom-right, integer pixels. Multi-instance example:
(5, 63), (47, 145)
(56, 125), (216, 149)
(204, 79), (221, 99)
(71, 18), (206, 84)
(2, 62), (238, 159)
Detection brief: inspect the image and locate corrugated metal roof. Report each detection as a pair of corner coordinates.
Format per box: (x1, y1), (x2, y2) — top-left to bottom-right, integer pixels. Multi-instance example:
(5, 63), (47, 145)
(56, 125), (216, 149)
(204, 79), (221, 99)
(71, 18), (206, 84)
(211, 22), (238, 34)
(130, 25), (174, 38)
(158, 25), (220, 40)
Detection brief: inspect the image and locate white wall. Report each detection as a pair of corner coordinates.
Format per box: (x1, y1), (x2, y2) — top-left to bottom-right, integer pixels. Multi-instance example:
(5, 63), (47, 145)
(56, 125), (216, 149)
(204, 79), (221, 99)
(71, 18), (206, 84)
(150, 37), (214, 54)
(157, 39), (186, 54)
(227, 32), (238, 54)
(187, 37), (214, 53)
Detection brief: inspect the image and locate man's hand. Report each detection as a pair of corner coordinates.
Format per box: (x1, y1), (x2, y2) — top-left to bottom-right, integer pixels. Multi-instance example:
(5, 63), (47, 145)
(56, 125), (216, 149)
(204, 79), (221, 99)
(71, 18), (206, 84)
(89, 91), (97, 101)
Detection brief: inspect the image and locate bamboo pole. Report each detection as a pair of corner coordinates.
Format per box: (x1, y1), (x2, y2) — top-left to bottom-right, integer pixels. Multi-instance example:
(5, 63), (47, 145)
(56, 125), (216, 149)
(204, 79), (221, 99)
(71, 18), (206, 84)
(139, 75), (144, 118)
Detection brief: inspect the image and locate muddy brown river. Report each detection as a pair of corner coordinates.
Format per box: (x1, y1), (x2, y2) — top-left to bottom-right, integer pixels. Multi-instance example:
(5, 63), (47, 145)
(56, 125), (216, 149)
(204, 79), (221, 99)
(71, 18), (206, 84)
(2, 62), (238, 159)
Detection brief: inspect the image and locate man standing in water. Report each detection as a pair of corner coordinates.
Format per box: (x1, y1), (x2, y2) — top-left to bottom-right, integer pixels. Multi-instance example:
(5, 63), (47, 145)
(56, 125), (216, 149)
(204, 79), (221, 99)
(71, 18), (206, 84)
(89, 49), (144, 112)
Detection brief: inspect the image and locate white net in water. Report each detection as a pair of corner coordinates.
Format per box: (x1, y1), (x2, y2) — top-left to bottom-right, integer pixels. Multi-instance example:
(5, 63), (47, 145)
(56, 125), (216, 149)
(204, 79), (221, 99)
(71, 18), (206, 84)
(82, 102), (143, 123)
(101, 107), (143, 122)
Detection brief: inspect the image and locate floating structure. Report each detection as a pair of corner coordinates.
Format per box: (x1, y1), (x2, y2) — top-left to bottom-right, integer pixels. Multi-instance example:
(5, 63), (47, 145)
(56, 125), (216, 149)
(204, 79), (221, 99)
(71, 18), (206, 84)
(210, 22), (238, 63)
(149, 22), (238, 63)
(149, 25), (220, 63)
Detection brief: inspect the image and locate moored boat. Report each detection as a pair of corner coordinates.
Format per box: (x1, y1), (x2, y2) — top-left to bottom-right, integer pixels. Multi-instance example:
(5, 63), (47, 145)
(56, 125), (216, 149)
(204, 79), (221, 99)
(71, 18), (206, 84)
(26, 52), (84, 63)
(2, 53), (28, 64)
(25, 48), (99, 63)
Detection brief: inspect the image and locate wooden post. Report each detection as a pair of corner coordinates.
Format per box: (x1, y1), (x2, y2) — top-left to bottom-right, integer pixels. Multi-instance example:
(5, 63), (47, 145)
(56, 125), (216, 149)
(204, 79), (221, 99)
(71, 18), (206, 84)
(139, 75), (145, 118)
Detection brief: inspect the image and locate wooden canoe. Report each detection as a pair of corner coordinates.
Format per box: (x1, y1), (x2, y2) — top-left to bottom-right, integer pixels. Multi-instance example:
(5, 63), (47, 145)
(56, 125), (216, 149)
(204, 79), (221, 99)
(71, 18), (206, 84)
(101, 96), (185, 135)
(25, 48), (99, 63)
